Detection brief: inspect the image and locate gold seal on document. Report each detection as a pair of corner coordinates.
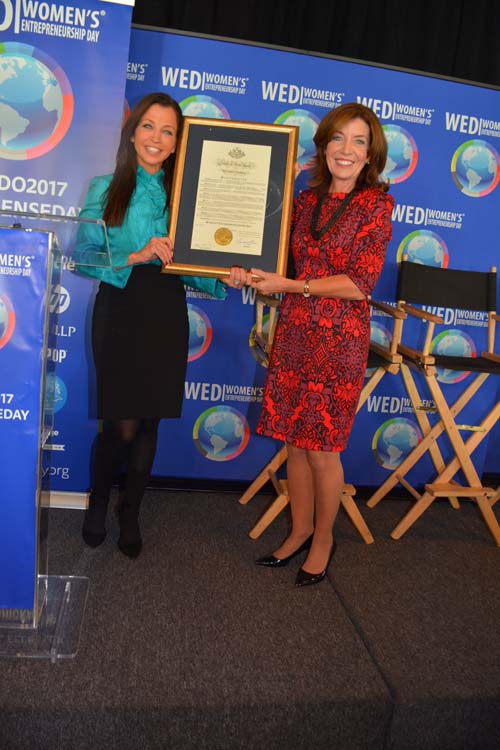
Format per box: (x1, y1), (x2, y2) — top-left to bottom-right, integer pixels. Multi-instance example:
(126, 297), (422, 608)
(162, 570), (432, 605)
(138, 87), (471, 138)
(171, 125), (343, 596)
(214, 227), (233, 246)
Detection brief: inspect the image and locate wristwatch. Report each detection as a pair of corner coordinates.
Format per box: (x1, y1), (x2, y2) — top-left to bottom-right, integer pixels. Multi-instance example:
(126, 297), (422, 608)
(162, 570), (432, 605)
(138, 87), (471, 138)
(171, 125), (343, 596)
(303, 279), (311, 298)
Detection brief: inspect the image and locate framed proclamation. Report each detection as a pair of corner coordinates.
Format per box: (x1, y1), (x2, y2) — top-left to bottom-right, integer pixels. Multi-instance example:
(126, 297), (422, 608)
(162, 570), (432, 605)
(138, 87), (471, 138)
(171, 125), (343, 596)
(163, 117), (299, 280)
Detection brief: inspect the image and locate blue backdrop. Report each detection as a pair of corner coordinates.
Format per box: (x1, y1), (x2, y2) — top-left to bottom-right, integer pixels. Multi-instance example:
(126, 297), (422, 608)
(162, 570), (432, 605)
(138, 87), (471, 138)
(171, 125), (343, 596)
(1, 20), (499, 500)
(123, 26), (500, 487)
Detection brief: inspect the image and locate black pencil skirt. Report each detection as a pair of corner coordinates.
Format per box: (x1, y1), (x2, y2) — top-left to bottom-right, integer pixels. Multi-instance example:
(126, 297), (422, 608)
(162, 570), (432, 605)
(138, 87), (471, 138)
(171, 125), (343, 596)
(92, 264), (189, 419)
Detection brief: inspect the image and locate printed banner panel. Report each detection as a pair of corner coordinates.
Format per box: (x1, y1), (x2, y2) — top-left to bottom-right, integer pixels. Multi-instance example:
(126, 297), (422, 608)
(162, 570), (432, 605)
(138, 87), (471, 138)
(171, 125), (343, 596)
(0, 1), (133, 615)
(125, 27), (500, 485)
(0, 228), (50, 611)
(0, 0), (134, 494)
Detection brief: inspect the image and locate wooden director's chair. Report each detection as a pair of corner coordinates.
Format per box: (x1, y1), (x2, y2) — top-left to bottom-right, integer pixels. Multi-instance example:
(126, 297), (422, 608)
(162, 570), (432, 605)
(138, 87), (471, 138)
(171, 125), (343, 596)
(240, 292), (406, 543)
(366, 260), (500, 545)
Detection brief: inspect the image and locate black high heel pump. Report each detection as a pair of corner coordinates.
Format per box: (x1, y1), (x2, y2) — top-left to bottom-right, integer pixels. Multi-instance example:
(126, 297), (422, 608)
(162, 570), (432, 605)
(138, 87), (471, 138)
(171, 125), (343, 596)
(255, 535), (313, 568)
(295, 540), (337, 587)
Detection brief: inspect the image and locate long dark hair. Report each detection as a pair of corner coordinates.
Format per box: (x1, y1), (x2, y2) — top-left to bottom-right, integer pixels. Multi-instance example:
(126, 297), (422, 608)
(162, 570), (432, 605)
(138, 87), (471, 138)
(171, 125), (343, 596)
(103, 93), (183, 226)
(308, 102), (389, 194)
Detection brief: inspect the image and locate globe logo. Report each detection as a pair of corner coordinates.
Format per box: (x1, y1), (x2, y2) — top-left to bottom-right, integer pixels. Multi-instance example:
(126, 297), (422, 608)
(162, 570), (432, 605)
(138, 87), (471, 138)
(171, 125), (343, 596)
(180, 95), (230, 119)
(193, 406), (250, 461)
(365, 321), (391, 377)
(275, 109), (320, 169)
(0, 293), (16, 349)
(249, 313), (274, 367)
(451, 139), (500, 197)
(397, 230), (449, 267)
(382, 125), (418, 184)
(0, 43), (74, 160)
(431, 329), (476, 384)
(187, 304), (212, 362)
(44, 373), (67, 414)
(372, 418), (422, 470)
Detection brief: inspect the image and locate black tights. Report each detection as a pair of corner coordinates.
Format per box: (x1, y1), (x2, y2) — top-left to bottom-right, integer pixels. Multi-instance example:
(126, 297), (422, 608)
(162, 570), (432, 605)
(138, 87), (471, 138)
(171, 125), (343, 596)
(92, 418), (160, 510)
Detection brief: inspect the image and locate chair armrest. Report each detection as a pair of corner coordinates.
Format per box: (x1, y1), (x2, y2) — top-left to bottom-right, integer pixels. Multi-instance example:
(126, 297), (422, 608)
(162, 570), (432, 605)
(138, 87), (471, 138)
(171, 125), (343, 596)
(397, 343), (436, 366)
(481, 351), (500, 364)
(368, 299), (406, 319)
(401, 302), (443, 324)
(369, 342), (403, 363)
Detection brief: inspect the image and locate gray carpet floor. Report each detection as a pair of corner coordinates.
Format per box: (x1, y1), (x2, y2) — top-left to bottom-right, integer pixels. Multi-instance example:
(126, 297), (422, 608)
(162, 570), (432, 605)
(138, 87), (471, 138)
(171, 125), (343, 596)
(1, 488), (500, 750)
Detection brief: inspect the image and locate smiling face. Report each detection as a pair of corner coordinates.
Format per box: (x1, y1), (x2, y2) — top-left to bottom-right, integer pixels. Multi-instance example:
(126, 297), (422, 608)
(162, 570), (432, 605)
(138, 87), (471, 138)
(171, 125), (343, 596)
(325, 116), (370, 193)
(131, 103), (179, 174)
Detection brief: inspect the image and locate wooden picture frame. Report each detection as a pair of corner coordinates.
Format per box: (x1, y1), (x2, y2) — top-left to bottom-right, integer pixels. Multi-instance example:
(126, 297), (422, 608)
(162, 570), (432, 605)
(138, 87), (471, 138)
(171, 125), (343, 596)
(162, 117), (298, 279)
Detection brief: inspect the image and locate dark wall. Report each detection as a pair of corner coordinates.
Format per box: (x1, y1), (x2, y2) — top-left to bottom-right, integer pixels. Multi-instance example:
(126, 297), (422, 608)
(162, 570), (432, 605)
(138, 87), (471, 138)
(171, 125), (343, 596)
(132, 0), (500, 88)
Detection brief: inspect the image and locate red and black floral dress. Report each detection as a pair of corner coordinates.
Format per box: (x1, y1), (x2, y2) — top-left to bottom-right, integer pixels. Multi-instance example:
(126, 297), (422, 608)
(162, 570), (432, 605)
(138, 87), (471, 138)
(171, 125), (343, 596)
(256, 186), (394, 452)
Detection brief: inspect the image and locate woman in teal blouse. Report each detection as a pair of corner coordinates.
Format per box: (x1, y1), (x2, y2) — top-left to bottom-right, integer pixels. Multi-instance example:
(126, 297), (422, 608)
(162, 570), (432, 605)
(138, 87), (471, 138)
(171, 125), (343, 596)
(77, 93), (243, 558)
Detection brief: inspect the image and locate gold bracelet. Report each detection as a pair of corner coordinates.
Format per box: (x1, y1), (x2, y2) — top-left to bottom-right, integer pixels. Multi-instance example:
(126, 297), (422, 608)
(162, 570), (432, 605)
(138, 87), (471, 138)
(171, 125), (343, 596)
(303, 279), (311, 298)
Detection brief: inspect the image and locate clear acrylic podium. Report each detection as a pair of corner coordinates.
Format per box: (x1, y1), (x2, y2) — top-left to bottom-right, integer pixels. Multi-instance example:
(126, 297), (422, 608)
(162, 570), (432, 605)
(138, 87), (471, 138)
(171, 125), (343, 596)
(0, 210), (109, 661)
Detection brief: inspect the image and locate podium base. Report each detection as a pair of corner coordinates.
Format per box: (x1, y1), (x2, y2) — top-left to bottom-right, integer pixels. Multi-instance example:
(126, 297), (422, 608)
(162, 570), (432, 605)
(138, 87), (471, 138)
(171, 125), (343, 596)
(0, 575), (89, 662)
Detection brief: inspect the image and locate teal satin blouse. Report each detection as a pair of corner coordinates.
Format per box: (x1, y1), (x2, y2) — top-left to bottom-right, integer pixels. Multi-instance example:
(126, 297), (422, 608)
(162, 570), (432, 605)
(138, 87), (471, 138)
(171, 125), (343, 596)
(75, 166), (226, 299)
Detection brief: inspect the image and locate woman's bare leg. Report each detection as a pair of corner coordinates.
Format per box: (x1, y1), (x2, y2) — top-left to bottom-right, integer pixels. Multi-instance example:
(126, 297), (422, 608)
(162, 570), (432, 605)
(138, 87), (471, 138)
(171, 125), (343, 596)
(301, 450), (344, 574)
(272, 444), (315, 558)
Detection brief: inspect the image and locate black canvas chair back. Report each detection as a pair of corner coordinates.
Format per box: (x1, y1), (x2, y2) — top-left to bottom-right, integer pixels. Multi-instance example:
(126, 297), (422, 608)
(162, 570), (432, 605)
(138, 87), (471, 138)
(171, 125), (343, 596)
(366, 260), (500, 545)
(397, 260), (496, 312)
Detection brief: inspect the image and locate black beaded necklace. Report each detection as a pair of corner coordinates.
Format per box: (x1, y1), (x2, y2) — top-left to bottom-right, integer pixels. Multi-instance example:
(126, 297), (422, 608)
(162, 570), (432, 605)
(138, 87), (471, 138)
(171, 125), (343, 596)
(310, 188), (357, 241)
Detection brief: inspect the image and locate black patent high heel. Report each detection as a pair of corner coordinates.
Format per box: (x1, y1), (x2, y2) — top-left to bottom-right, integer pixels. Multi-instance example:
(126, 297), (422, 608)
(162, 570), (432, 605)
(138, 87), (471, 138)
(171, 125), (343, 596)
(295, 540), (337, 587)
(255, 535), (313, 568)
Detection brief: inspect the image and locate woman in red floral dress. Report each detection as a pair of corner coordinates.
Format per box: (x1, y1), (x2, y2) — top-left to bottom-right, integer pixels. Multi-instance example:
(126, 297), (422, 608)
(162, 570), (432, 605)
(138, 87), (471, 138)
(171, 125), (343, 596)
(250, 103), (393, 586)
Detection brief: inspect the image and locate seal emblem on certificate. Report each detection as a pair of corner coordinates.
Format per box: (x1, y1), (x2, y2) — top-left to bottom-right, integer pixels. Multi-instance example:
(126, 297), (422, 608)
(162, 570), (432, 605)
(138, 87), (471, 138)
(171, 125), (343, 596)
(190, 140), (272, 256)
(214, 227), (233, 246)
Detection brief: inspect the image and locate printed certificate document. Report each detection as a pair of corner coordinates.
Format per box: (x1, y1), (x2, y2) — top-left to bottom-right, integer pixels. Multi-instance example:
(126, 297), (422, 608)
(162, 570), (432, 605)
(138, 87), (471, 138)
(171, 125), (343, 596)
(190, 140), (271, 255)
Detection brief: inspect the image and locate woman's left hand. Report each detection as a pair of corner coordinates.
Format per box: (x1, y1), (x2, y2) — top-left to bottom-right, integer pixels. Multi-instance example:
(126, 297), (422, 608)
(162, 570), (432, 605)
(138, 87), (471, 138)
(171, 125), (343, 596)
(250, 268), (289, 295)
(130, 236), (174, 266)
(225, 265), (252, 289)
